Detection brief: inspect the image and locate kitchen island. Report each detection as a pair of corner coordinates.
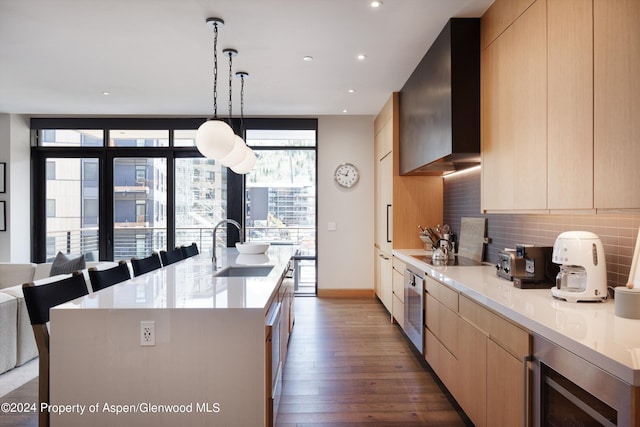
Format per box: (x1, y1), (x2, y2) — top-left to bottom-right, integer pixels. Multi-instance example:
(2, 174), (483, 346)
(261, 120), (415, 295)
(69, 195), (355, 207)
(49, 246), (296, 427)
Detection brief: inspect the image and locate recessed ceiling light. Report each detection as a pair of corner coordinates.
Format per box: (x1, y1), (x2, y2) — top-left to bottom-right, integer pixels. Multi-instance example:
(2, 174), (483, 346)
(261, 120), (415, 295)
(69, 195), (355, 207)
(370, 1), (383, 8)
(303, 56), (313, 62)
(342, 109), (348, 113)
(348, 89), (356, 93)
(357, 54), (367, 61)
(102, 91), (110, 96)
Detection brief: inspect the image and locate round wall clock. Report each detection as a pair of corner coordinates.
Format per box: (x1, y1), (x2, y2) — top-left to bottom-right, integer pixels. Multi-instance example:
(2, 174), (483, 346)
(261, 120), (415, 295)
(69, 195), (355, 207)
(334, 163), (359, 188)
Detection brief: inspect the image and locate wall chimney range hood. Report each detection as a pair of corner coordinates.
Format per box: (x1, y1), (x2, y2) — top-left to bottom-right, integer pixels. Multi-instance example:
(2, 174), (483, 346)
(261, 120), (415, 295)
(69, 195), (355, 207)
(399, 18), (480, 175)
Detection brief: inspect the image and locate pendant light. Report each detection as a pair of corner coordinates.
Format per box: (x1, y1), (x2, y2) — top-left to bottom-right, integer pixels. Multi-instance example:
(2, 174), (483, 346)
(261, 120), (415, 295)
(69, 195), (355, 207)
(196, 17), (235, 160)
(220, 48), (249, 168)
(231, 71), (256, 174)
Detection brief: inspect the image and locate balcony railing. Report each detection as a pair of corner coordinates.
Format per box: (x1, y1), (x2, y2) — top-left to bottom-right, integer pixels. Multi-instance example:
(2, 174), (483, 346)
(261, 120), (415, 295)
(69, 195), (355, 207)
(45, 225), (316, 261)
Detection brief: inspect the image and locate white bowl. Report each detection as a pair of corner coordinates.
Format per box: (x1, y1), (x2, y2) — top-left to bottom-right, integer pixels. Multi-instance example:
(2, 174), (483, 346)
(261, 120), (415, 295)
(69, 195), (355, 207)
(235, 242), (270, 254)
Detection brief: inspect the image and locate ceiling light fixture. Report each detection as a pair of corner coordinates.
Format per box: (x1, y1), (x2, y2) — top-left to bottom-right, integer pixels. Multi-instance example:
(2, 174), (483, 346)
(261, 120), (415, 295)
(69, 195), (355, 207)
(303, 56), (314, 62)
(196, 17), (235, 160)
(357, 54), (367, 61)
(348, 89), (356, 93)
(370, 1), (383, 8)
(231, 71), (256, 174)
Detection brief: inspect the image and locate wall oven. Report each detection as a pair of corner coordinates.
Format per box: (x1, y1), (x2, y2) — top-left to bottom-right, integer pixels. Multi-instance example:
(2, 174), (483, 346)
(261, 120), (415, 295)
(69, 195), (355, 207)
(404, 267), (424, 353)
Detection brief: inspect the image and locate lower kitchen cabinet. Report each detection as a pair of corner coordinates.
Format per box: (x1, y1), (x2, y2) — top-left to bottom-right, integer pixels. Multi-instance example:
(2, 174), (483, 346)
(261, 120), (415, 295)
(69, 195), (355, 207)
(375, 248), (393, 315)
(424, 278), (531, 427)
(391, 256), (405, 327)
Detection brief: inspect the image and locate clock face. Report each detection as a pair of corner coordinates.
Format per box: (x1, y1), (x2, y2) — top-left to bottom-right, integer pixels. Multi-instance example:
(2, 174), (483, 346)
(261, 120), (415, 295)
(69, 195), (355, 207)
(334, 163), (359, 188)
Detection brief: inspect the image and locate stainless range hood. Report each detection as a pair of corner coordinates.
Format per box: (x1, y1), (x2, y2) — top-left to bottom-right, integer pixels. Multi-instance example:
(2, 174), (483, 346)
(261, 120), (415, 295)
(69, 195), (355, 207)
(399, 18), (480, 176)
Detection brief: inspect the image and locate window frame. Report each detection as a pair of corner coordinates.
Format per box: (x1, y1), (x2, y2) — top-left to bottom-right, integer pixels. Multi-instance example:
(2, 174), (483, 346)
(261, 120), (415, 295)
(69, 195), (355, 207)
(30, 117), (317, 264)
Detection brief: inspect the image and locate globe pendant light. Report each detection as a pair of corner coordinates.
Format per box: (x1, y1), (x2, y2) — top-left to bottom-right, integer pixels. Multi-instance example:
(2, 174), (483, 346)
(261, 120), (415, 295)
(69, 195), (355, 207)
(230, 71), (256, 174)
(196, 17), (235, 160)
(220, 48), (249, 168)
(231, 146), (256, 174)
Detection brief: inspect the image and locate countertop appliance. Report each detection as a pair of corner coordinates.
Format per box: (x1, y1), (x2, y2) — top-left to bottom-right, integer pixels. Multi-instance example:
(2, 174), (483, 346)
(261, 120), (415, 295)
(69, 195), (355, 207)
(551, 231), (608, 302)
(404, 267), (424, 353)
(496, 245), (557, 288)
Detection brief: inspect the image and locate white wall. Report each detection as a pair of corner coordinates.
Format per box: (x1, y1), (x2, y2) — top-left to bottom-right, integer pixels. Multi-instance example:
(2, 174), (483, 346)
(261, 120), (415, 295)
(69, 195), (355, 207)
(0, 114), (31, 262)
(317, 116), (374, 292)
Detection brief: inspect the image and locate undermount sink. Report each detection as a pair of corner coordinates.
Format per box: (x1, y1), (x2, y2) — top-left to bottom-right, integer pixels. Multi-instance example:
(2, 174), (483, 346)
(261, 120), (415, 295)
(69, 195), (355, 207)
(213, 265), (274, 277)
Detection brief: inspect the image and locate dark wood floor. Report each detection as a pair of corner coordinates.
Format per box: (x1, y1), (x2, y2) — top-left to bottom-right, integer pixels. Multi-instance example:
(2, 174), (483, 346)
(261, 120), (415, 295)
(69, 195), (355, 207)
(0, 297), (468, 427)
(276, 297), (468, 426)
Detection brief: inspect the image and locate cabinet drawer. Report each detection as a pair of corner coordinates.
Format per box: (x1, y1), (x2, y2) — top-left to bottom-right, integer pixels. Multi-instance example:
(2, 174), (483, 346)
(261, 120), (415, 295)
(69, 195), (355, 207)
(392, 294), (404, 328)
(425, 276), (458, 312)
(459, 294), (491, 334)
(488, 311), (530, 359)
(426, 294), (458, 356)
(392, 267), (404, 303)
(425, 328), (457, 391)
(392, 256), (406, 273)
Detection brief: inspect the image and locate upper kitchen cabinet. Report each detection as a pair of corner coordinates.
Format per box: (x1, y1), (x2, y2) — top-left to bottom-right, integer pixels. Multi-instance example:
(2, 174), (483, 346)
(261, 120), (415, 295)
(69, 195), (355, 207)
(482, 0), (640, 212)
(547, 0), (594, 210)
(593, 0), (640, 209)
(481, 0), (547, 211)
(399, 19), (480, 176)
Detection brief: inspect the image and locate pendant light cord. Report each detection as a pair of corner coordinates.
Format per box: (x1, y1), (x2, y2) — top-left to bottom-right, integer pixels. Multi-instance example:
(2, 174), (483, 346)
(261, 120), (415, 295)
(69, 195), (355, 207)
(228, 51), (233, 126)
(212, 22), (219, 119)
(240, 73), (245, 135)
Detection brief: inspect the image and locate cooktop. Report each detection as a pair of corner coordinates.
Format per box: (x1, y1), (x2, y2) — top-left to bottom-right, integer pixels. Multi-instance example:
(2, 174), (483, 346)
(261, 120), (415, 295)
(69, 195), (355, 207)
(411, 255), (483, 267)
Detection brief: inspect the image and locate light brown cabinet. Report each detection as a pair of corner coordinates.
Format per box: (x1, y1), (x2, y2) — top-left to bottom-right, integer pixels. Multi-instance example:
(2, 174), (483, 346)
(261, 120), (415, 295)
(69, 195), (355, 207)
(593, 0), (640, 209)
(424, 277), (531, 427)
(481, 0), (547, 211)
(547, 0), (594, 210)
(374, 94), (442, 314)
(482, 0), (640, 211)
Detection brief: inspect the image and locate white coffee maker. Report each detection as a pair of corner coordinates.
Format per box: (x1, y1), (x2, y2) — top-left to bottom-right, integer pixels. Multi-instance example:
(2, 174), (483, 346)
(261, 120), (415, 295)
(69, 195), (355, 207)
(551, 231), (608, 303)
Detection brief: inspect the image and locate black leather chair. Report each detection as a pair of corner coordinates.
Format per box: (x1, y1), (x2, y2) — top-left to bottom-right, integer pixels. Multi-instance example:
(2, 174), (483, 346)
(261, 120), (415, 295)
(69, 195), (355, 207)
(88, 261), (131, 292)
(180, 242), (199, 258)
(159, 247), (185, 266)
(22, 273), (89, 427)
(131, 252), (162, 277)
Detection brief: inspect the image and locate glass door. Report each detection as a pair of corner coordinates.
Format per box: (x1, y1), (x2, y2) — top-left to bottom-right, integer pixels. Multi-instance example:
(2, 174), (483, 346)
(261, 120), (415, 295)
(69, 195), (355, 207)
(245, 129), (317, 295)
(45, 157), (100, 261)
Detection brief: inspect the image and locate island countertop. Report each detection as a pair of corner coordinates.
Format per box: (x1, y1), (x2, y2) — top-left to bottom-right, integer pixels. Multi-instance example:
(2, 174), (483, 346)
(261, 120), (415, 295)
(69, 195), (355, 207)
(54, 245), (297, 312)
(394, 249), (640, 387)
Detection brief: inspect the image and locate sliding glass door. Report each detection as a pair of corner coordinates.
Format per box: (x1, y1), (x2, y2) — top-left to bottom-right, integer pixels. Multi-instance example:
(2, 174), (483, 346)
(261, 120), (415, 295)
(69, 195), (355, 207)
(245, 129), (317, 295)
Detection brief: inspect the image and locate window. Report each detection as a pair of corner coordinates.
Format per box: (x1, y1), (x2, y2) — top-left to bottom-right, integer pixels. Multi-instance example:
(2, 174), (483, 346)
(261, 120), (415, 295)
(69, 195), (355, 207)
(40, 129), (103, 147)
(31, 118), (315, 270)
(110, 130), (168, 147)
(46, 161), (56, 180)
(46, 199), (56, 218)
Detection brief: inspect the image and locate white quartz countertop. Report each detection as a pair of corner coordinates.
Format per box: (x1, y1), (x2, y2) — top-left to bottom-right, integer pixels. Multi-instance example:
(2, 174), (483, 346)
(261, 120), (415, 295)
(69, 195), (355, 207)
(54, 246), (296, 312)
(394, 249), (640, 386)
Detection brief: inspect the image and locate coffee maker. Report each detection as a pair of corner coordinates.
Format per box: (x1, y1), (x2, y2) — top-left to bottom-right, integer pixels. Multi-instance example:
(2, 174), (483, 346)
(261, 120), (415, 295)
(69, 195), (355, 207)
(551, 231), (608, 303)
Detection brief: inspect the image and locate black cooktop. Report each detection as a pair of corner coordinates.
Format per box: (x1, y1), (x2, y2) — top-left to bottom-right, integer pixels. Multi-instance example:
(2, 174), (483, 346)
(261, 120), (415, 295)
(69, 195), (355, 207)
(411, 255), (483, 267)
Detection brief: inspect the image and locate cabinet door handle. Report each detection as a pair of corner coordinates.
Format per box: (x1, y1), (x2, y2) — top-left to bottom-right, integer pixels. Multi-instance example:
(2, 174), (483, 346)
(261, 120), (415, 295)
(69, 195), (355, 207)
(523, 354), (532, 427)
(386, 204), (392, 243)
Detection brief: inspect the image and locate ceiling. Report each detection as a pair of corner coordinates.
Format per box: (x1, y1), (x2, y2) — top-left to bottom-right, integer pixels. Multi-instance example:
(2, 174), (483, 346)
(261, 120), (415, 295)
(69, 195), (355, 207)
(0, 0), (493, 117)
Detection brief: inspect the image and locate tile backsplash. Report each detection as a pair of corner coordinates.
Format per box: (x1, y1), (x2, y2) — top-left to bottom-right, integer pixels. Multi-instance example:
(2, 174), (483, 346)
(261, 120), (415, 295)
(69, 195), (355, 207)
(443, 167), (640, 289)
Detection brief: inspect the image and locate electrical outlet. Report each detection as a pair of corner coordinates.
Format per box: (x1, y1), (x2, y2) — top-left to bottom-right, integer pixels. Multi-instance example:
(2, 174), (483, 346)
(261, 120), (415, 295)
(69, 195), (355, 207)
(140, 321), (155, 346)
